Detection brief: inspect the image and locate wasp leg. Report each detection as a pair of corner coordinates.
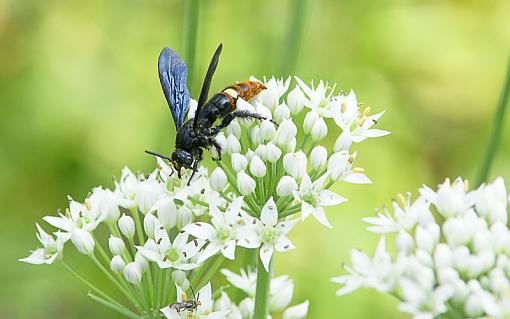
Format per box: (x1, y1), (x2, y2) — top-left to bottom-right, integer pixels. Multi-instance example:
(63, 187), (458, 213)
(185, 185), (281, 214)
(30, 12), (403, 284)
(207, 111), (277, 136)
(209, 138), (222, 161)
(187, 150), (203, 185)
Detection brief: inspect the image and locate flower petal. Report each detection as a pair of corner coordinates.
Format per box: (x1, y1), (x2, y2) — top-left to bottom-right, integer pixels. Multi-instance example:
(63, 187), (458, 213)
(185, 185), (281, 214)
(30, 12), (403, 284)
(259, 243), (274, 272)
(261, 197), (278, 227)
(183, 222), (216, 240)
(318, 190), (347, 206)
(221, 240), (237, 260)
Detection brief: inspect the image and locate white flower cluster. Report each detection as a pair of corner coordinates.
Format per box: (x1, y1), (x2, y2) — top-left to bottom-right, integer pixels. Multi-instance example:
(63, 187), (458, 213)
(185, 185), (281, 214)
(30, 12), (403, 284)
(216, 268), (309, 319)
(20, 76), (388, 318)
(333, 177), (510, 319)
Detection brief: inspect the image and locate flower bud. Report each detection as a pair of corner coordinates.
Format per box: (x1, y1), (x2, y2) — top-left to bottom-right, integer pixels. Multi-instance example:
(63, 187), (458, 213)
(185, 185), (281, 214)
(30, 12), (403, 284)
(283, 151), (307, 180)
(231, 153), (248, 172)
(266, 142), (282, 163)
(143, 213), (158, 239)
(270, 280), (293, 313)
(259, 121), (276, 141)
(135, 252), (149, 273)
(287, 86), (306, 115)
(334, 131), (353, 152)
(274, 102), (290, 124)
(250, 155), (267, 177)
(71, 228), (95, 255)
(108, 235), (125, 255)
(250, 126), (262, 145)
(239, 297), (254, 319)
(255, 144), (268, 161)
(255, 102), (273, 119)
(303, 110), (319, 134)
(172, 270), (190, 290)
(177, 206), (192, 228)
(226, 134), (241, 154)
(310, 146), (327, 170)
(226, 120), (241, 138)
(273, 119), (297, 146)
(118, 214), (135, 239)
(211, 133), (227, 159)
(396, 231), (414, 254)
(237, 171), (256, 195)
(110, 255), (126, 273)
(311, 117), (328, 141)
(283, 300), (309, 319)
(152, 197), (177, 230)
(123, 262), (142, 285)
(89, 187), (120, 223)
(210, 167), (228, 191)
(277, 176), (298, 197)
(464, 294), (484, 318)
(245, 149), (254, 162)
(285, 138), (297, 153)
(327, 152), (351, 181)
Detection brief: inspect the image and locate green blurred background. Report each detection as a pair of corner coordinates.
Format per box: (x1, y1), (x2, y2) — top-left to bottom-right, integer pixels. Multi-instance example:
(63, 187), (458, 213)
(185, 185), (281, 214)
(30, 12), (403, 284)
(2, 0), (510, 318)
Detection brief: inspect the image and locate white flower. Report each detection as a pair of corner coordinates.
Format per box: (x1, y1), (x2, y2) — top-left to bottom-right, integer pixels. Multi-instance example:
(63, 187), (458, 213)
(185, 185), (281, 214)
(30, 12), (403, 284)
(327, 152), (371, 184)
(226, 134), (241, 154)
(257, 76), (291, 110)
(110, 255), (126, 273)
(118, 213), (136, 239)
(259, 120), (276, 141)
(283, 300), (309, 319)
(250, 155), (266, 177)
(43, 197), (105, 234)
(277, 176), (298, 197)
(335, 177), (510, 319)
(151, 197), (178, 230)
(270, 274), (294, 313)
(237, 171), (256, 195)
(266, 142), (282, 163)
(172, 270), (190, 290)
(19, 224), (68, 265)
(108, 235), (125, 255)
(274, 102), (291, 124)
(137, 221), (205, 270)
(123, 262), (142, 285)
(310, 146), (327, 171)
(135, 178), (166, 214)
(293, 173), (346, 228)
(273, 119), (297, 146)
(310, 117), (327, 141)
(184, 197), (249, 263)
(88, 187), (121, 223)
(231, 153), (248, 172)
(161, 282), (230, 319)
(239, 198), (298, 271)
(144, 212), (159, 238)
(70, 228), (95, 255)
(295, 77), (336, 117)
(210, 167), (228, 191)
(303, 110), (319, 134)
(283, 151), (307, 180)
(221, 268), (257, 296)
(287, 85), (306, 115)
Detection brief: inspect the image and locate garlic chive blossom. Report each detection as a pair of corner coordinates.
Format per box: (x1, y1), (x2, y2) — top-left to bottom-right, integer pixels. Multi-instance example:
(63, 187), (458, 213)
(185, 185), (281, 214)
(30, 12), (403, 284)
(20, 76), (388, 318)
(334, 177), (510, 319)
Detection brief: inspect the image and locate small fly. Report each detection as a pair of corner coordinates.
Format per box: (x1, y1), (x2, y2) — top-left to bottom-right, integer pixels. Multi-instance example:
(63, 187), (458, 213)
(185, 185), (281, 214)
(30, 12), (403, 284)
(169, 285), (200, 314)
(146, 44), (270, 184)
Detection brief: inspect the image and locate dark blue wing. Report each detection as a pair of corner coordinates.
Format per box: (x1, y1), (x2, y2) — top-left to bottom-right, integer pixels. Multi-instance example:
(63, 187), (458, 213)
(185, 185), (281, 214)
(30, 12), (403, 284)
(158, 47), (190, 128)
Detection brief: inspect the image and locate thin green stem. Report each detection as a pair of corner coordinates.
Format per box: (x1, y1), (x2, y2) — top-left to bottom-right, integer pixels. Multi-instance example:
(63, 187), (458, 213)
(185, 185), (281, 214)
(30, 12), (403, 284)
(476, 54), (510, 186)
(88, 293), (139, 319)
(195, 255), (225, 290)
(130, 207), (146, 246)
(280, 0), (308, 75)
(253, 253), (272, 319)
(182, 0), (199, 95)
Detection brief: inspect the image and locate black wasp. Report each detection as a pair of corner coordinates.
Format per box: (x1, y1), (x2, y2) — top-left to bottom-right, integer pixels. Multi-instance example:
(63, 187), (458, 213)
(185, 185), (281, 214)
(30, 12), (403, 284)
(146, 44), (270, 184)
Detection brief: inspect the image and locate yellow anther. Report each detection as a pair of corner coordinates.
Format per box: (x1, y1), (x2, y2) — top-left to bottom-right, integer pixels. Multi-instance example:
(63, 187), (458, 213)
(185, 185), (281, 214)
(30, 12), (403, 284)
(397, 193), (406, 208)
(353, 167), (364, 173)
(464, 179), (470, 192)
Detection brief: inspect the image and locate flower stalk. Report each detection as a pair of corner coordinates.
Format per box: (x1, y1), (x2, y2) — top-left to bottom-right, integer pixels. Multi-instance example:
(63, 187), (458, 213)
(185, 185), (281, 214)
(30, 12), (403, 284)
(253, 254), (272, 319)
(476, 53), (510, 186)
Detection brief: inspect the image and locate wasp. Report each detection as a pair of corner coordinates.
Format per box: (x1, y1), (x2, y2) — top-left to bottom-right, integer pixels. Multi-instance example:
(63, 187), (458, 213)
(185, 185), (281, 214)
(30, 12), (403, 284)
(169, 286), (200, 314)
(146, 44), (269, 184)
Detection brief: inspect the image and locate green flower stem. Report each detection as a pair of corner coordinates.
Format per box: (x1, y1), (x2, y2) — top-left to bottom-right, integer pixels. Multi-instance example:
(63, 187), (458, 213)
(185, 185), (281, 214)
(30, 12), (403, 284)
(476, 54), (510, 186)
(61, 261), (132, 314)
(130, 207), (146, 246)
(155, 267), (165, 311)
(93, 235), (112, 265)
(280, 0), (308, 75)
(188, 197), (208, 207)
(88, 292), (139, 319)
(182, 0), (199, 95)
(253, 253), (272, 319)
(279, 204), (301, 218)
(90, 254), (144, 311)
(161, 269), (171, 308)
(195, 255), (225, 290)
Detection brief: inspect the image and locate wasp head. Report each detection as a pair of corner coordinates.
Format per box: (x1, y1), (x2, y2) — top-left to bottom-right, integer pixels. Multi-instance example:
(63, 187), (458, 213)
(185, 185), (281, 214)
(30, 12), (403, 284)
(171, 149), (193, 178)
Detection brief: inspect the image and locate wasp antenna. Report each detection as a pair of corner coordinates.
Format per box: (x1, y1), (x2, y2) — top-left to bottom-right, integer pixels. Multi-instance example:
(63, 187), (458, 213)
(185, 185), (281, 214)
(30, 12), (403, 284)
(145, 150), (172, 161)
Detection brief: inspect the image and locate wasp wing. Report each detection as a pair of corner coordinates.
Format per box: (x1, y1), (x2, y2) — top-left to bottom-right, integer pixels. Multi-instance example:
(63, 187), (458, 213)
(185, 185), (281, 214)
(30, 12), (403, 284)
(158, 47), (190, 129)
(194, 44), (223, 129)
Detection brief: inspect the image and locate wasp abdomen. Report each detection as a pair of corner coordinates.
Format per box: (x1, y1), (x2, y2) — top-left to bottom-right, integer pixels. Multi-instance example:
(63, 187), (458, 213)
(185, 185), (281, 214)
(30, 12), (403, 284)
(223, 81), (266, 103)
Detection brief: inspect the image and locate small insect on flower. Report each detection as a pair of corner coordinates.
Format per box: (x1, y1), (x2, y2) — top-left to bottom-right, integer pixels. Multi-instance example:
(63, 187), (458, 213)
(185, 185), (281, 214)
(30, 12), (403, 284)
(169, 285), (201, 314)
(146, 43), (271, 184)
